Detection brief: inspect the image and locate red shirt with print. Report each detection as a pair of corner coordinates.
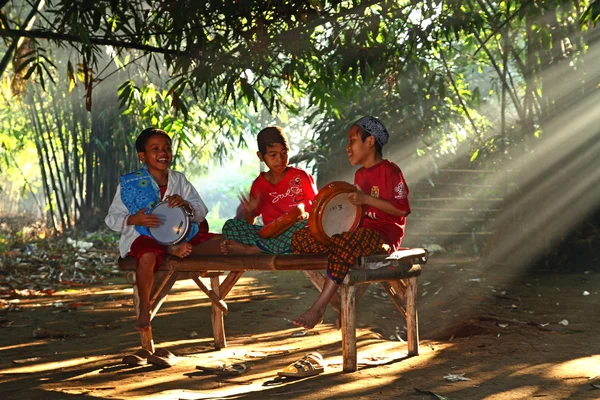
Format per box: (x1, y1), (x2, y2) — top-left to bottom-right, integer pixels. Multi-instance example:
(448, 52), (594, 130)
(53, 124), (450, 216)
(354, 160), (411, 250)
(250, 167), (318, 226)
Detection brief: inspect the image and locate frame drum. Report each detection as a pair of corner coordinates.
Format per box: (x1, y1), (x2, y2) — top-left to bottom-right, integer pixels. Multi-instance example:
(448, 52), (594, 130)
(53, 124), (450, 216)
(258, 203), (306, 238)
(308, 181), (363, 245)
(148, 201), (193, 245)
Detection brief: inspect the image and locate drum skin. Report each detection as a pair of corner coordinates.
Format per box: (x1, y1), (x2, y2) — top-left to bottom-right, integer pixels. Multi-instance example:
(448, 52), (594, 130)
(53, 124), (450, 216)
(258, 204), (306, 238)
(148, 201), (192, 245)
(308, 181), (363, 245)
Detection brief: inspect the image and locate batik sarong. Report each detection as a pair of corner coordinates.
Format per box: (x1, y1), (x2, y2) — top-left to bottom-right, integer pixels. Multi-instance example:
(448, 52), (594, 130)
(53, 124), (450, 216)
(291, 227), (386, 284)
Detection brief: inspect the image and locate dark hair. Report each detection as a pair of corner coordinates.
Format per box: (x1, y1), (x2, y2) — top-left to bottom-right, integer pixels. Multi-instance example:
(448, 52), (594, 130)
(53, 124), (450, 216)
(257, 126), (289, 155)
(356, 125), (383, 156)
(135, 128), (171, 152)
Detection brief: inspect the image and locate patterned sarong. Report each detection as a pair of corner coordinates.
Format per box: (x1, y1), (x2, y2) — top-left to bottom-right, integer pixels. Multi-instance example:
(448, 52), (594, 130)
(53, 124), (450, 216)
(119, 165), (198, 241)
(291, 227), (386, 284)
(222, 219), (308, 254)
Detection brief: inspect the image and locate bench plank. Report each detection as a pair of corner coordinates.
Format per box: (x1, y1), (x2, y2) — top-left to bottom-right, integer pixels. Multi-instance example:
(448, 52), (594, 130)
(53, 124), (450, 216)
(343, 264), (422, 285)
(119, 254), (330, 271)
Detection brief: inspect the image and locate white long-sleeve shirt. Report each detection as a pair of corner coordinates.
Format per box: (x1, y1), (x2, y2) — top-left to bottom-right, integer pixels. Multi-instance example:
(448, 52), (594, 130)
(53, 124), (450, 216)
(105, 169), (209, 257)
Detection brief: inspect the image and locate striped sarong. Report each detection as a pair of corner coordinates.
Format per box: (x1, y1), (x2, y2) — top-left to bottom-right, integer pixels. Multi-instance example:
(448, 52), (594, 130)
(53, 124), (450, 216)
(222, 219), (308, 254)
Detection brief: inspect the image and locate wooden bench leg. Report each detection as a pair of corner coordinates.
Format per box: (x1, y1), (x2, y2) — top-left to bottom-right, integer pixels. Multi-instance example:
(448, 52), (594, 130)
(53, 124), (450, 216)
(406, 276), (419, 356)
(191, 274), (228, 315)
(150, 272), (177, 320)
(380, 281), (407, 319)
(210, 275), (226, 349)
(341, 285), (357, 372)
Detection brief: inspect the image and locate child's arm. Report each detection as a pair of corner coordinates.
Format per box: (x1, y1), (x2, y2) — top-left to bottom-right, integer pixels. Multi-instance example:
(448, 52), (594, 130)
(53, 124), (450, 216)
(348, 189), (409, 217)
(174, 175), (209, 223)
(238, 192), (260, 224)
(105, 187), (131, 233)
(105, 186), (161, 231)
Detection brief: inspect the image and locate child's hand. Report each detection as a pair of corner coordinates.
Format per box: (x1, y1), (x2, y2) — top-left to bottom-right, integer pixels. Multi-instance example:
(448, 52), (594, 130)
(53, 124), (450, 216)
(348, 184), (368, 205)
(238, 192), (260, 213)
(128, 208), (162, 228)
(166, 194), (190, 209)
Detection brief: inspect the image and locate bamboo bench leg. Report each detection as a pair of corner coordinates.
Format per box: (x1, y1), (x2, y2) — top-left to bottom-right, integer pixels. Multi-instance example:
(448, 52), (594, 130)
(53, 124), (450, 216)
(210, 275), (226, 349)
(341, 285), (357, 372)
(150, 273), (177, 321)
(405, 276), (419, 356)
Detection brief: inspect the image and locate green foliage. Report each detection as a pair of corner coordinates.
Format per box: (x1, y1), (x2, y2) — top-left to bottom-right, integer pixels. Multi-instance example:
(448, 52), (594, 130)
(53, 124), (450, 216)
(0, 0), (598, 228)
(580, 1), (600, 26)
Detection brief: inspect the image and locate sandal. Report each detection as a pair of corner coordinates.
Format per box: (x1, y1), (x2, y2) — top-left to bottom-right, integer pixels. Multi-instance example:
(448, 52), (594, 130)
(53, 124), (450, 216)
(197, 362), (251, 376)
(122, 348), (152, 366)
(196, 360), (227, 372)
(278, 352), (325, 378)
(147, 348), (179, 368)
(214, 363), (251, 376)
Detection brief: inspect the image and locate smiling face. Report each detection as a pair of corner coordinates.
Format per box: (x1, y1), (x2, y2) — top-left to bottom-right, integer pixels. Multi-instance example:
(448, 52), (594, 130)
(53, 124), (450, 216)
(138, 134), (173, 174)
(346, 125), (375, 166)
(258, 142), (289, 173)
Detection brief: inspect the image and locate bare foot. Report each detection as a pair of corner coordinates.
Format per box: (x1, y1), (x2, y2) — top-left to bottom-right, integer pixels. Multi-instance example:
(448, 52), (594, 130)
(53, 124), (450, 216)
(292, 306), (326, 329)
(221, 239), (262, 255)
(167, 242), (192, 258)
(220, 240), (229, 255)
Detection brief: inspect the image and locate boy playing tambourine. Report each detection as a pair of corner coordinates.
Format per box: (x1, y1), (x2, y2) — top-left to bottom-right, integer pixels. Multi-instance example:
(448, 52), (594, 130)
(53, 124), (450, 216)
(291, 116), (411, 329)
(105, 128), (222, 331)
(221, 126), (318, 255)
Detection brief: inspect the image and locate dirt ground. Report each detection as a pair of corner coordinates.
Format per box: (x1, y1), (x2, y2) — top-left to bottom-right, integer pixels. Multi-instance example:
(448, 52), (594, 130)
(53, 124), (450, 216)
(1, 253), (600, 400)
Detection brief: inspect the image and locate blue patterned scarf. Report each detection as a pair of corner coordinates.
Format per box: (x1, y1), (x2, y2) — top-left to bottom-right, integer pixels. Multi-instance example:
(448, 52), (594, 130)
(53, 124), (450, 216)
(120, 165), (198, 241)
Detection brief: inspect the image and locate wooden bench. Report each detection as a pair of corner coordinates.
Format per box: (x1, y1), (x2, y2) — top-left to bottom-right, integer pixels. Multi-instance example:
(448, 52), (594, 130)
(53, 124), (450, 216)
(118, 248), (428, 372)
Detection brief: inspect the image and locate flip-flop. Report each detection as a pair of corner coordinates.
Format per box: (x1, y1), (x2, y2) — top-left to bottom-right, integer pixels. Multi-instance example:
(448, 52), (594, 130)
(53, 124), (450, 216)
(122, 348), (152, 366)
(196, 360), (227, 372)
(277, 352), (325, 378)
(147, 348), (179, 368)
(213, 363), (251, 376)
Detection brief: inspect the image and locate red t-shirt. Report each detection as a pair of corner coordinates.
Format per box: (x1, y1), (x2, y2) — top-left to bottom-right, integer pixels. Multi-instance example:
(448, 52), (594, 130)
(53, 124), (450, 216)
(354, 160), (411, 250)
(250, 167), (318, 225)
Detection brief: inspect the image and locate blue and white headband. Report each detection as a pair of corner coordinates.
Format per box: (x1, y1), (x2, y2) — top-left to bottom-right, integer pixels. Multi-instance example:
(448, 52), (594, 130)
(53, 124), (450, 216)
(354, 116), (389, 147)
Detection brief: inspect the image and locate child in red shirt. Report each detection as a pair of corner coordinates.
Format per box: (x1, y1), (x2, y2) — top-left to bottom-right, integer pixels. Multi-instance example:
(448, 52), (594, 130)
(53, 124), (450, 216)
(291, 116), (411, 329)
(221, 126), (318, 254)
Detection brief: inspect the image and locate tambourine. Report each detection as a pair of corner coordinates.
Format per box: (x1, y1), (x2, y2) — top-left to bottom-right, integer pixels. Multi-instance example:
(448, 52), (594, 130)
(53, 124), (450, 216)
(258, 203), (306, 238)
(148, 201), (193, 245)
(308, 181), (363, 245)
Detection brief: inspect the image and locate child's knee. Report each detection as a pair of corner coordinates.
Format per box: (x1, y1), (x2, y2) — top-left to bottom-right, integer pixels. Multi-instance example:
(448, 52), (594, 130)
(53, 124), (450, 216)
(138, 252), (157, 267)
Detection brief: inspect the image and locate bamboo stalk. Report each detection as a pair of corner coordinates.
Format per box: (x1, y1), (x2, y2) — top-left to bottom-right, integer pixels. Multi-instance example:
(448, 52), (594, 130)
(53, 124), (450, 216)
(52, 96), (81, 215)
(29, 106), (55, 229)
(38, 93), (72, 228)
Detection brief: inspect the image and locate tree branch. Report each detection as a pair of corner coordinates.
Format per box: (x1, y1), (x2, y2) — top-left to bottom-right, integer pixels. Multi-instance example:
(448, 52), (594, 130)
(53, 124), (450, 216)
(0, 28), (186, 56)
